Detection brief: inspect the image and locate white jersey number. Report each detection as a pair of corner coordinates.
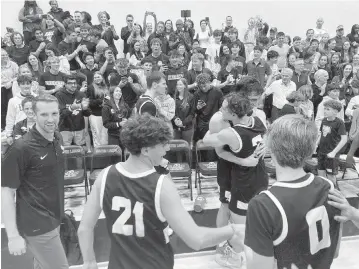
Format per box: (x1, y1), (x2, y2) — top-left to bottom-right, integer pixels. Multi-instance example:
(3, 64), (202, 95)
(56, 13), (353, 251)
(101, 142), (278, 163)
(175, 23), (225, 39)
(112, 196), (145, 237)
(306, 205), (331, 254)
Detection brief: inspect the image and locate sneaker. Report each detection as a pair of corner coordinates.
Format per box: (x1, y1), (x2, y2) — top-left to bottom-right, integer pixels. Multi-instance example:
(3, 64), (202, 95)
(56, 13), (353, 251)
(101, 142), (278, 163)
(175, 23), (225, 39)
(215, 244), (245, 269)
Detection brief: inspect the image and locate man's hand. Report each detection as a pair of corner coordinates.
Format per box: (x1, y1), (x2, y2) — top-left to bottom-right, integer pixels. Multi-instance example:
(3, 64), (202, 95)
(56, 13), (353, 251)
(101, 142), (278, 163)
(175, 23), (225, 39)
(119, 79), (127, 88)
(240, 153), (259, 167)
(81, 98), (90, 110)
(328, 189), (357, 223)
(254, 142), (266, 159)
(6, 137), (13, 145)
(119, 118), (127, 127)
(197, 100), (206, 110)
(38, 42), (46, 50)
(127, 76), (133, 84)
(54, 85), (63, 93)
(8, 235), (26, 256)
(174, 118), (183, 127)
(327, 151), (336, 159)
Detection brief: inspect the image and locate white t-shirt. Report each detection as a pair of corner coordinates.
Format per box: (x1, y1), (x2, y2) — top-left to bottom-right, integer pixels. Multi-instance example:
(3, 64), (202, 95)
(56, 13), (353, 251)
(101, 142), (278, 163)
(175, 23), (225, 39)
(313, 28), (328, 41)
(268, 44), (290, 69)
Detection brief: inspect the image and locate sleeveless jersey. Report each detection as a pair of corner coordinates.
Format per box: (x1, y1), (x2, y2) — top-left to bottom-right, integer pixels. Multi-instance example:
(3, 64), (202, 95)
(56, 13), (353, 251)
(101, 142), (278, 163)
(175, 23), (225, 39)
(101, 164), (174, 269)
(217, 120), (234, 185)
(263, 175), (340, 269)
(135, 94), (158, 117)
(229, 116), (268, 190)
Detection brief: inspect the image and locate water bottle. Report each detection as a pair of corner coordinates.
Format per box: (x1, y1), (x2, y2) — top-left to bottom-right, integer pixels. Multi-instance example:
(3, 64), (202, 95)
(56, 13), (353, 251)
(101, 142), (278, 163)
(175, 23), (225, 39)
(194, 195), (206, 213)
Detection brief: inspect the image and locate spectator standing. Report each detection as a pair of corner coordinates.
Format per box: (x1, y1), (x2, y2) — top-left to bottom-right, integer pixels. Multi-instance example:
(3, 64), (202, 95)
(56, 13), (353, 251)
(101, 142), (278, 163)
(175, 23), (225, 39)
(5, 75), (34, 145)
(11, 64), (39, 97)
(39, 56), (67, 95)
(80, 52), (99, 86)
(303, 29), (314, 49)
(126, 23), (146, 55)
(154, 90), (175, 132)
(186, 53), (214, 93)
(55, 75), (91, 147)
(244, 46), (272, 88)
(28, 27), (49, 63)
(340, 41), (353, 64)
(263, 68), (296, 121)
(347, 24), (359, 49)
(164, 19), (174, 41)
(331, 63), (354, 105)
(288, 36), (304, 58)
(278, 91), (305, 117)
(13, 96), (36, 140)
(291, 58), (311, 89)
(268, 32), (290, 70)
(58, 29), (86, 71)
(143, 12), (157, 42)
(127, 41), (146, 67)
(206, 29), (222, 76)
(165, 52), (188, 97)
(121, 14), (134, 56)
(345, 80), (359, 118)
(298, 85), (314, 120)
(102, 86), (131, 149)
(108, 58), (143, 109)
(334, 25), (349, 52)
(147, 21), (169, 55)
(93, 11), (119, 57)
(194, 73), (223, 141)
(88, 28), (109, 57)
(313, 17), (328, 40)
(217, 54), (242, 96)
(48, 0), (66, 22)
(1, 49), (19, 129)
(330, 53), (342, 78)
(18, 0), (43, 45)
(7, 32), (30, 66)
(169, 19), (192, 52)
(311, 69), (329, 117)
(143, 38), (170, 71)
(87, 72), (108, 146)
(1, 94), (68, 269)
(196, 19), (213, 49)
(41, 13), (65, 46)
(172, 78), (196, 145)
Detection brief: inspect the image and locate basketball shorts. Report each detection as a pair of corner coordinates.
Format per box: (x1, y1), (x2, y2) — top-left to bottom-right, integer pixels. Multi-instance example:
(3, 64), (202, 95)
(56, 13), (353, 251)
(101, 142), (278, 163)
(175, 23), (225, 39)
(217, 158), (232, 203)
(317, 153), (339, 175)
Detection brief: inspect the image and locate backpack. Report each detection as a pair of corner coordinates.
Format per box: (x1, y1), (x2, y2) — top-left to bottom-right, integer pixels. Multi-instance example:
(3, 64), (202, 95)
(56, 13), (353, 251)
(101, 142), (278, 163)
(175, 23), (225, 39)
(60, 210), (83, 265)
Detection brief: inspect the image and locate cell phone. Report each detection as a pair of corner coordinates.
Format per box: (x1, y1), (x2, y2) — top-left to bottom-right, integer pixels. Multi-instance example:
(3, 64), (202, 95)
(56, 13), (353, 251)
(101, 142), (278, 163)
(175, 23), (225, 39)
(6, 27), (14, 34)
(106, 21), (110, 26)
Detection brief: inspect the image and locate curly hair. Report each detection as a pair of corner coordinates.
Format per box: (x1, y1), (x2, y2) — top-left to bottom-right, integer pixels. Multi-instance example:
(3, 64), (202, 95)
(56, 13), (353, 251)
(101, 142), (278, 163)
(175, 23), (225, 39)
(323, 99), (342, 112)
(235, 76), (263, 96)
(120, 114), (173, 155)
(226, 93), (252, 118)
(196, 73), (211, 85)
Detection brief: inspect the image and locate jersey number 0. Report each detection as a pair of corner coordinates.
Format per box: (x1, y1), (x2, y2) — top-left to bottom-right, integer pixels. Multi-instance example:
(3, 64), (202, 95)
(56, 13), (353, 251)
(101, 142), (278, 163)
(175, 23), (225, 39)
(306, 205), (331, 254)
(112, 196), (145, 237)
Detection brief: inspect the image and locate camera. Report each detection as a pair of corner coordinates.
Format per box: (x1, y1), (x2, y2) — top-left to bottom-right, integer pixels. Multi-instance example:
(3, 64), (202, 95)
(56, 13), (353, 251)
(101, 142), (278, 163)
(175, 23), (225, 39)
(181, 10), (191, 18)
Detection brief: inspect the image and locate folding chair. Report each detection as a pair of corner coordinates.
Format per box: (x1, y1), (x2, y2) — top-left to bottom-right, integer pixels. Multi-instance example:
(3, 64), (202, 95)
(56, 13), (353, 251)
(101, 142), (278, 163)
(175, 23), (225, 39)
(165, 139), (193, 200)
(195, 140), (217, 194)
(63, 145), (89, 199)
(89, 145), (122, 188)
(338, 155), (359, 181)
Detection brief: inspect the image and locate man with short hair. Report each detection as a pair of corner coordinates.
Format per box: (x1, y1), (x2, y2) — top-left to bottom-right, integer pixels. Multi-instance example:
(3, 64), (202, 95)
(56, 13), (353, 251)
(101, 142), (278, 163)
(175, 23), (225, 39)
(2, 94), (69, 269)
(206, 29), (222, 75)
(268, 27), (277, 46)
(29, 27), (50, 63)
(291, 58), (311, 89)
(121, 14), (134, 55)
(244, 46), (272, 88)
(137, 58), (153, 89)
(186, 53), (214, 92)
(247, 36), (269, 62)
(222, 16), (234, 37)
(143, 38), (170, 71)
(48, 0), (66, 22)
(108, 58), (142, 109)
(169, 19), (192, 52)
(244, 115), (341, 269)
(334, 25), (349, 52)
(38, 56), (67, 94)
(264, 68), (296, 121)
(147, 21), (169, 55)
(311, 69), (329, 116)
(165, 52), (188, 97)
(288, 36), (304, 58)
(268, 32), (290, 70)
(303, 29), (315, 49)
(73, 10), (83, 27)
(313, 17), (328, 40)
(55, 75), (91, 146)
(194, 73), (223, 140)
(42, 13), (65, 46)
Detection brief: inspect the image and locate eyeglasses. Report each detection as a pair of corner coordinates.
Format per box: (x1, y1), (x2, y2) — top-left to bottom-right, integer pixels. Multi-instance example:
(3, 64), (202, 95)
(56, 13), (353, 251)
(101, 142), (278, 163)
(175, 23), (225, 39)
(127, 20), (133, 22)
(67, 82), (77, 85)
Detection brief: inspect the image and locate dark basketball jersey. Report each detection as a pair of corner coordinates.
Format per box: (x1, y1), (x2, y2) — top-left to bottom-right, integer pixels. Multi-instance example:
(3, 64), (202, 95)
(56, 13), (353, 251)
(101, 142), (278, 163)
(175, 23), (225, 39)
(101, 165), (174, 269)
(262, 175), (340, 269)
(135, 94), (158, 117)
(229, 116), (268, 190)
(217, 120), (234, 186)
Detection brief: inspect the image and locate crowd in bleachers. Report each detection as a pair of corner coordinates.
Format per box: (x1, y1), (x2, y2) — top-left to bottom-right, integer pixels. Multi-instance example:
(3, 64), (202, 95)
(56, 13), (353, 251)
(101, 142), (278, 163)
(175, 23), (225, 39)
(1, 0), (359, 160)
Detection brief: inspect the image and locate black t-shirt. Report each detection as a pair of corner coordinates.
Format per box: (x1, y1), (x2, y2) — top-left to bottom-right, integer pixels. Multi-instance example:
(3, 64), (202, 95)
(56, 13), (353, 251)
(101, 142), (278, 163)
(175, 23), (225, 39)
(80, 66), (99, 86)
(44, 27), (63, 46)
(217, 68), (240, 96)
(108, 72), (140, 108)
(39, 71), (67, 92)
(58, 40), (79, 70)
(29, 39), (50, 63)
(1, 126), (64, 236)
(142, 53), (170, 71)
(166, 67), (188, 97)
(319, 117), (346, 154)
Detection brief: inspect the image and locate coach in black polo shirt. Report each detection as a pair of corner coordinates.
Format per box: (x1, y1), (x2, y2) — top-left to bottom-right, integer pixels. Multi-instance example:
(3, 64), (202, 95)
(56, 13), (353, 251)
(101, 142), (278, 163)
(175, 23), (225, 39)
(1, 95), (68, 268)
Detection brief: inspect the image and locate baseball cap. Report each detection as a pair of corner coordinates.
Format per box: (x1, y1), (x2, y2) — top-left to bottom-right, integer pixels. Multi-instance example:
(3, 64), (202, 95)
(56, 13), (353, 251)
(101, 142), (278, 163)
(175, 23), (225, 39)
(176, 19), (184, 25)
(270, 27), (277, 32)
(337, 25), (344, 31)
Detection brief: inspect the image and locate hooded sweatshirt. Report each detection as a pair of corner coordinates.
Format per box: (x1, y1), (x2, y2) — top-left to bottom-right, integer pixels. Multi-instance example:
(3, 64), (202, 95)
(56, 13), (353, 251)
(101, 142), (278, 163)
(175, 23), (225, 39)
(5, 93), (30, 136)
(315, 96), (345, 131)
(55, 88), (92, 132)
(102, 98), (131, 137)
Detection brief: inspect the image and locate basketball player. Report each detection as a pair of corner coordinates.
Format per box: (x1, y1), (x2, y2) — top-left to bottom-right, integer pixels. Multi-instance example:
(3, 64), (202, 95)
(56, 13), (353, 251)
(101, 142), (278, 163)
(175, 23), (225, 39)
(203, 93), (268, 267)
(244, 115), (341, 269)
(78, 115), (245, 269)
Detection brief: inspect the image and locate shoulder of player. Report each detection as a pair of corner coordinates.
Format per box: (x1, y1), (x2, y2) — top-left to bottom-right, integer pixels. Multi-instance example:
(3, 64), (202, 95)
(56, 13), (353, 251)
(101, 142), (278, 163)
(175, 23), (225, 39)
(248, 192), (280, 219)
(314, 175), (335, 191)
